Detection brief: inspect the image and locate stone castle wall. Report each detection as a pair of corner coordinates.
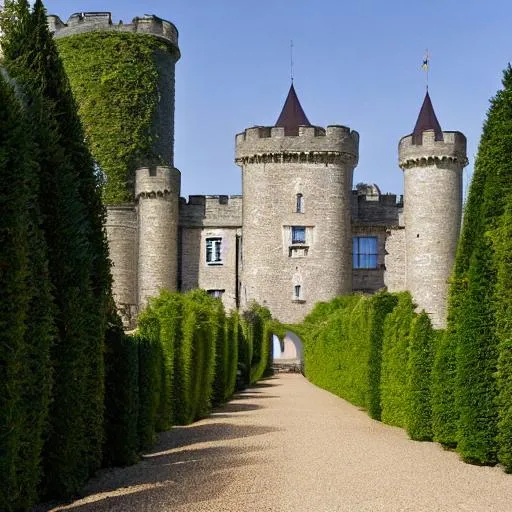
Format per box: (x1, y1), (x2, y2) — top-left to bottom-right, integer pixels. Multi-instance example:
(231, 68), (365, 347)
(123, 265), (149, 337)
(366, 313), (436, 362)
(105, 205), (138, 328)
(180, 196), (242, 311)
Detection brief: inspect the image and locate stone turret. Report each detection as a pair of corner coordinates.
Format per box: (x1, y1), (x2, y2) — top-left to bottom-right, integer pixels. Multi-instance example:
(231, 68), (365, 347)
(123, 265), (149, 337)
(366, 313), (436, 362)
(399, 91), (468, 328)
(136, 166), (181, 308)
(236, 84), (359, 323)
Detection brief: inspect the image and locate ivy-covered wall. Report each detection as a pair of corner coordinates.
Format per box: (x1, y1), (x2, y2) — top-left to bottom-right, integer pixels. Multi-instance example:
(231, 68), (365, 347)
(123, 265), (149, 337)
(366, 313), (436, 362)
(56, 32), (172, 204)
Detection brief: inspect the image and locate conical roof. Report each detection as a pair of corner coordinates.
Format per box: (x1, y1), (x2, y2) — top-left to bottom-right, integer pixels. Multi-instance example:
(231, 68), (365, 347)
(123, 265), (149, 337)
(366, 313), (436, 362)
(412, 91), (443, 144)
(275, 83), (311, 136)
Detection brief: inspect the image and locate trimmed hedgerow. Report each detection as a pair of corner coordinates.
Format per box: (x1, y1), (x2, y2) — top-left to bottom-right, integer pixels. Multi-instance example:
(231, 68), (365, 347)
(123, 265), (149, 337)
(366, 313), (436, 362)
(455, 235), (499, 465)
(302, 295), (362, 399)
(406, 312), (434, 441)
(237, 312), (252, 389)
(431, 329), (458, 447)
(225, 311), (240, 400)
(212, 300), (229, 407)
(102, 319), (139, 467)
(300, 292), (397, 417)
(243, 303), (273, 384)
(494, 203), (512, 471)
(445, 65), (512, 466)
(141, 291), (182, 432)
(2, 0), (113, 499)
(380, 292), (415, 428)
(137, 331), (162, 451)
(366, 292), (399, 420)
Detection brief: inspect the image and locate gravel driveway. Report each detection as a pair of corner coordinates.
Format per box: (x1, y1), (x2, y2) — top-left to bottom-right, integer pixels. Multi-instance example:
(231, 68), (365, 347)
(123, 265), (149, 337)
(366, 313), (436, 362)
(38, 373), (512, 511)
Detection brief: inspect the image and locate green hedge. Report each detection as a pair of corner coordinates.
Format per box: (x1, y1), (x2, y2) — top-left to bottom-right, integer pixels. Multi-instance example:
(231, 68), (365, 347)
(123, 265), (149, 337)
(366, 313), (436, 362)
(495, 203), (512, 471)
(407, 312), (434, 441)
(103, 323), (139, 467)
(380, 293), (415, 428)
(243, 303), (273, 384)
(431, 329), (458, 447)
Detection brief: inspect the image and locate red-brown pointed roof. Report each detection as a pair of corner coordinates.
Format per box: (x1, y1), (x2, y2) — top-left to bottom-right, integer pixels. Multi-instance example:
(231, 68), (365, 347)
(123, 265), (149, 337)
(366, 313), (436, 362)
(275, 83), (311, 136)
(412, 91), (443, 144)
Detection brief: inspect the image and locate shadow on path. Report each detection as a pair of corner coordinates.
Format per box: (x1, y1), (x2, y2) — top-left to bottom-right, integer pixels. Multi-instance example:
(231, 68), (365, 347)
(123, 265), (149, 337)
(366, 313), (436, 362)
(33, 380), (281, 512)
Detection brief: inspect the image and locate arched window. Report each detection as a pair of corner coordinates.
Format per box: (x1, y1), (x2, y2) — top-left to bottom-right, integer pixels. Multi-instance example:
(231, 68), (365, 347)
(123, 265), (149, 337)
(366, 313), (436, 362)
(296, 193), (304, 213)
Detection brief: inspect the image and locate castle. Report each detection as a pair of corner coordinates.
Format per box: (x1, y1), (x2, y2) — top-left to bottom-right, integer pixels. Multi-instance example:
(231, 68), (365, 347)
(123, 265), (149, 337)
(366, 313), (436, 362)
(48, 12), (468, 329)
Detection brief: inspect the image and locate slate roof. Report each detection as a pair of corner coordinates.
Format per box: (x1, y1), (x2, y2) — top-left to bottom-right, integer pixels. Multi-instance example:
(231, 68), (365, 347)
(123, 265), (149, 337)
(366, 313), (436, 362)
(275, 83), (311, 136)
(412, 91), (443, 144)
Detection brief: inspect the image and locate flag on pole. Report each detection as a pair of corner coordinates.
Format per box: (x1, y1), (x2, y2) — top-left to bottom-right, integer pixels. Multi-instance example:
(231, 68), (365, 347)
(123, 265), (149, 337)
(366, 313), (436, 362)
(422, 50), (429, 71)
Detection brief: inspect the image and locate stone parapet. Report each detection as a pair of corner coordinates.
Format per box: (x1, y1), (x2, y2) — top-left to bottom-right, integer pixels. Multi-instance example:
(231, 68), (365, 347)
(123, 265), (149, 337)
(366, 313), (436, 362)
(135, 166), (181, 198)
(399, 130), (467, 169)
(48, 12), (180, 58)
(179, 195), (243, 228)
(235, 125), (359, 165)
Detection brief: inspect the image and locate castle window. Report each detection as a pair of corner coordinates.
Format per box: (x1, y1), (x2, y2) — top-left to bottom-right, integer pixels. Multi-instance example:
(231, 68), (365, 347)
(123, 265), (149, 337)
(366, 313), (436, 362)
(207, 289), (225, 299)
(291, 226), (306, 244)
(294, 285), (301, 299)
(296, 193), (304, 213)
(206, 237), (223, 265)
(352, 236), (378, 269)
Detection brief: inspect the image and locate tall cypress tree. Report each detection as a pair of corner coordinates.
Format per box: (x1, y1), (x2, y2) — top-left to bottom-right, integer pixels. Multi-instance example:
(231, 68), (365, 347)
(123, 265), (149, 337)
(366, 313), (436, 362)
(446, 65), (512, 464)
(0, 70), (31, 512)
(1, 0), (112, 496)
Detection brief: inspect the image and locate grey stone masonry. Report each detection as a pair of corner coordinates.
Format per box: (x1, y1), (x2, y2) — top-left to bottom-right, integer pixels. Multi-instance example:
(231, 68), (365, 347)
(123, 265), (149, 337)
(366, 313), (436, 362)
(179, 196), (242, 311)
(105, 205), (138, 329)
(48, 12), (179, 52)
(399, 129), (467, 328)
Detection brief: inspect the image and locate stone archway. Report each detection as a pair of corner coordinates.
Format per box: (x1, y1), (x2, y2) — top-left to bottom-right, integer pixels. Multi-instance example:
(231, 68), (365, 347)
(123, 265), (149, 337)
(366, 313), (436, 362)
(272, 330), (304, 372)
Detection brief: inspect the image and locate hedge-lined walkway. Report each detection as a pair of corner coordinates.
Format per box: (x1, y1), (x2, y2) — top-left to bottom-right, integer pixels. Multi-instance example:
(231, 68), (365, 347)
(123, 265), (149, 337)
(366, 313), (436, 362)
(39, 374), (512, 512)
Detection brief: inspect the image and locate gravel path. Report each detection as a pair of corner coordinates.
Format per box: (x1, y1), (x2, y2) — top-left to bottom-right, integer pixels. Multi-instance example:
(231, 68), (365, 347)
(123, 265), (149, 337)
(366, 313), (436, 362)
(40, 373), (512, 512)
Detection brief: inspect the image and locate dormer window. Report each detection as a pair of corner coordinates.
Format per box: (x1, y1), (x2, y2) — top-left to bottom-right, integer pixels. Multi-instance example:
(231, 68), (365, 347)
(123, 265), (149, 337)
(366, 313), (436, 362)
(296, 193), (304, 213)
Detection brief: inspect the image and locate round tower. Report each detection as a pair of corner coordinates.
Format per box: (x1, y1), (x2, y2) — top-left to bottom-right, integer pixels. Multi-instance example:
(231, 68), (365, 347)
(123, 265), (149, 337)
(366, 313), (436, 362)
(235, 84), (359, 323)
(48, 12), (182, 319)
(399, 92), (468, 328)
(135, 166), (181, 309)
(49, 12), (180, 170)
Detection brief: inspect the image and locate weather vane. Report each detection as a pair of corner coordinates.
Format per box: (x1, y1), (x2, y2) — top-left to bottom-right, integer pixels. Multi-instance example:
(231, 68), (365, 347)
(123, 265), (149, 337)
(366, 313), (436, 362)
(422, 49), (430, 91)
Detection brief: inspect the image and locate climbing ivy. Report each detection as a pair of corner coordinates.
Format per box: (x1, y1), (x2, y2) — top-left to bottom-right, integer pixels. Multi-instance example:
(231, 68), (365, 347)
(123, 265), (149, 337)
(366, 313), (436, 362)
(56, 32), (169, 204)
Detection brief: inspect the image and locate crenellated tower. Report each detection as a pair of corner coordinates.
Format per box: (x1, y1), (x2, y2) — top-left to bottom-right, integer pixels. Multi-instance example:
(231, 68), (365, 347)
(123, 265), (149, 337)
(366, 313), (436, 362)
(48, 12), (181, 327)
(136, 167), (181, 308)
(399, 91), (468, 328)
(236, 84), (359, 323)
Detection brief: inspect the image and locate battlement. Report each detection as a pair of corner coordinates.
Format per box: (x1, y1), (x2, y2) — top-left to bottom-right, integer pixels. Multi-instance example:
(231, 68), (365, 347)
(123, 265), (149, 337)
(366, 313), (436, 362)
(47, 12), (179, 57)
(235, 124), (359, 163)
(135, 166), (181, 198)
(179, 195), (243, 228)
(399, 130), (468, 169)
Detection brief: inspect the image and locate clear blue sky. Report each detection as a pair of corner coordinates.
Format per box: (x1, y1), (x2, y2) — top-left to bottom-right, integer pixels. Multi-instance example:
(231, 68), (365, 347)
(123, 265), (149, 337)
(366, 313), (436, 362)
(42, 0), (512, 199)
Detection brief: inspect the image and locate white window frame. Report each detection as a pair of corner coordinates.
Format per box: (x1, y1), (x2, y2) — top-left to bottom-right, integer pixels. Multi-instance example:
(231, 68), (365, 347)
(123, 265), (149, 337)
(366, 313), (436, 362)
(206, 237), (223, 265)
